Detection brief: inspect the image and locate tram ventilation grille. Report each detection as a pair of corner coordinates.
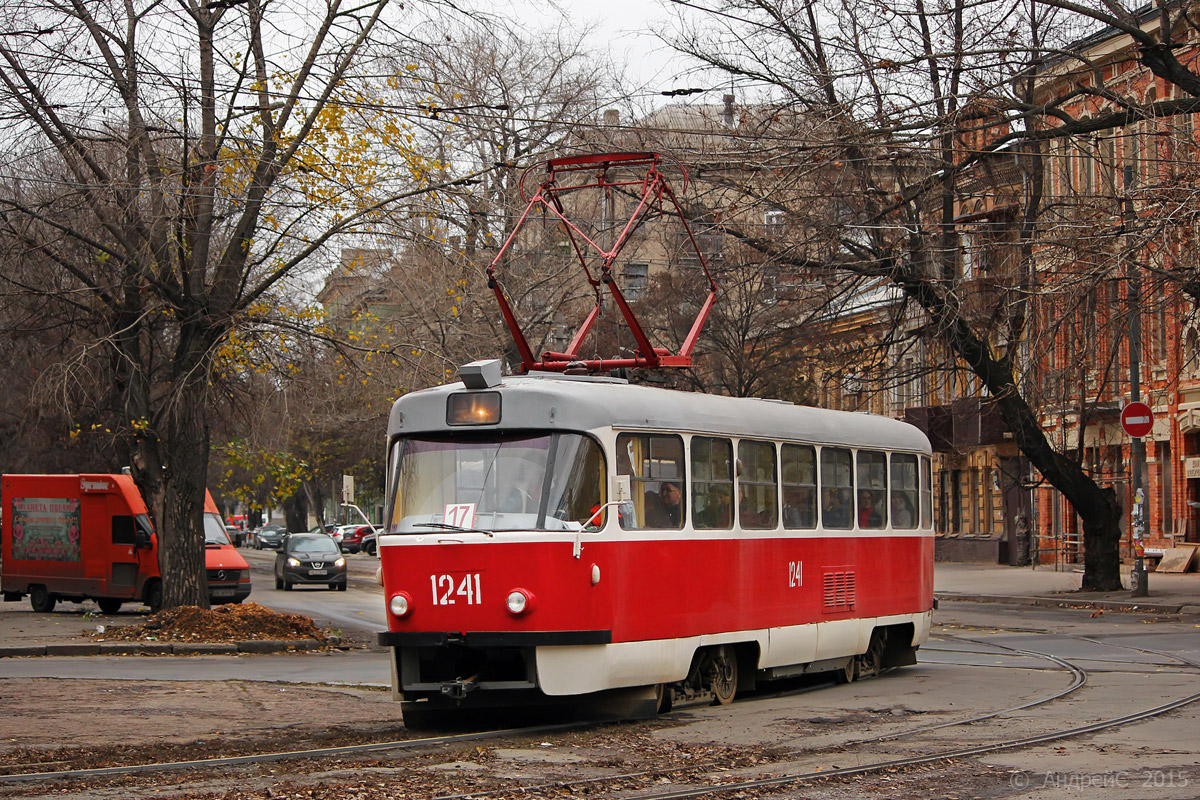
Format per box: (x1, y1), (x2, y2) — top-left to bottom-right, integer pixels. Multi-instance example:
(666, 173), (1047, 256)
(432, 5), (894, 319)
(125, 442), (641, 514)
(822, 571), (856, 611)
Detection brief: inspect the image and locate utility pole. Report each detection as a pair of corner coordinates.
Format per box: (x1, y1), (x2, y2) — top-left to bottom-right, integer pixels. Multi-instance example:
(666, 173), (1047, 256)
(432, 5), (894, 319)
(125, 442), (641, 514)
(1124, 165), (1148, 598)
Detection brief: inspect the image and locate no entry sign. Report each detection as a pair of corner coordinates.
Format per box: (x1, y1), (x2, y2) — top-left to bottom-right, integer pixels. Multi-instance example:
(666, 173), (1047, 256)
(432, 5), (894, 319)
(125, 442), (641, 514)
(1121, 402), (1154, 438)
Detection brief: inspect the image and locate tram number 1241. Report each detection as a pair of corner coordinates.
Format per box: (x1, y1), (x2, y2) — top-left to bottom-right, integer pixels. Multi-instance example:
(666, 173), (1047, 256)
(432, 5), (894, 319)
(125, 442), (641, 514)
(430, 573), (483, 605)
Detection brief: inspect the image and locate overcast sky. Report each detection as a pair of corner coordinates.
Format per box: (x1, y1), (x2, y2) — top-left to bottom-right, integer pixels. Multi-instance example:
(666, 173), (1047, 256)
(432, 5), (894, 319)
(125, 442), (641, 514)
(506, 0), (698, 96)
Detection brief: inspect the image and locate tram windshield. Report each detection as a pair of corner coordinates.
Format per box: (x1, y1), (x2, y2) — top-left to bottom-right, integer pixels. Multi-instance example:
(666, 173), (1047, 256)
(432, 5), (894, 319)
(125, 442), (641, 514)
(387, 432), (606, 533)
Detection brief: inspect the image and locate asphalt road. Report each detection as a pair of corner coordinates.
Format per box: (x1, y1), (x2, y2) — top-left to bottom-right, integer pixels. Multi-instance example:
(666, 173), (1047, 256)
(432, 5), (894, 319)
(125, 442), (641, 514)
(238, 546), (388, 636)
(5, 580), (1200, 799)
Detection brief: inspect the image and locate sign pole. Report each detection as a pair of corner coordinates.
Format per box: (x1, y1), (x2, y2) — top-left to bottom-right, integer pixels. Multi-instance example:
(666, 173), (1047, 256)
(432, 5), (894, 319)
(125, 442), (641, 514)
(1123, 166), (1148, 598)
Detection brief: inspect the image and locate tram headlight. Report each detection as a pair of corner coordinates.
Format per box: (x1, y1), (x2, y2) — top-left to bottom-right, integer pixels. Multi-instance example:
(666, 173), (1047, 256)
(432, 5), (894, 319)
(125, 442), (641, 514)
(505, 588), (534, 616)
(389, 592), (412, 618)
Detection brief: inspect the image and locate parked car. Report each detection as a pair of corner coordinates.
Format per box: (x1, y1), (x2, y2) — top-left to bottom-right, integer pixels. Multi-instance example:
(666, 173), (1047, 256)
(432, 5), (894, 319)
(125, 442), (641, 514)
(360, 529), (379, 556)
(224, 524), (245, 547)
(319, 524), (343, 549)
(337, 524), (374, 553)
(274, 533), (346, 591)
(254, 524), (285, 550)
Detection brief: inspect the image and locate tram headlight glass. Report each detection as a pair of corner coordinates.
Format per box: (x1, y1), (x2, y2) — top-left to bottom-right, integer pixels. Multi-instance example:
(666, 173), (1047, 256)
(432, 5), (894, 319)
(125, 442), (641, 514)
(447, 392), (501, 425)
(505, 588), (533, 616)
(389, 592), (412, 617)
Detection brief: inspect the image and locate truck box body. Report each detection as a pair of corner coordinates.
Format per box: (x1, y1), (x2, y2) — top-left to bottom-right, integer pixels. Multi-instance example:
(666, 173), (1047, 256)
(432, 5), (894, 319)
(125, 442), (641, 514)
(1, 475), (251, 612)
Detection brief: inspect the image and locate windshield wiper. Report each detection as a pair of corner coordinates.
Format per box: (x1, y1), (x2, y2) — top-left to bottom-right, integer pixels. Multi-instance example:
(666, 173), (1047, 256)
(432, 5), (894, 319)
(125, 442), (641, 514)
(414, 522), (494, 537)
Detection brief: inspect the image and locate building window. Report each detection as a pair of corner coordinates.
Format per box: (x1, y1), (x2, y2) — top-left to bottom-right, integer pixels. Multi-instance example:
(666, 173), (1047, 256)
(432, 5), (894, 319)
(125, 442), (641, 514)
(622, 262), (649, 301)
(960, 231), (978, 279)
(1185, 327), (1200, 378)
(1141, 84), (1157, 185)
(764, 209), (785, 238)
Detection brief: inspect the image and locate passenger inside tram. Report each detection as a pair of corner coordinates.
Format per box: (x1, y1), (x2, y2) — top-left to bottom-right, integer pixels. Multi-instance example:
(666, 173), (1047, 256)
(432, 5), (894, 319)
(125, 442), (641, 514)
(857, 489), (884, 528)
(783, 486), (816, 528)
(890, 493), (915, 528)
(823, 488), (850, 528)
(694, 484), (732, 529)
(644, 481), (683, 528)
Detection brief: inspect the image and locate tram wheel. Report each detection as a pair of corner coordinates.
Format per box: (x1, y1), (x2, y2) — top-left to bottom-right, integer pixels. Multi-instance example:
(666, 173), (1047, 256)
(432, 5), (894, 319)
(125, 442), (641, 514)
(709, 645), (738, 705)
(859, 630), (887, 679)
(834, 656), (857, 684)
(655, 683), (674, 714)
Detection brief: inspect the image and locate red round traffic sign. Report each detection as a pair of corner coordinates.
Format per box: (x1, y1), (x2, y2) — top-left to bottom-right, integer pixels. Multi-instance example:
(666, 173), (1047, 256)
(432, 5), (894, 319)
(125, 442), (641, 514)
(1121, 402), (1154, 438)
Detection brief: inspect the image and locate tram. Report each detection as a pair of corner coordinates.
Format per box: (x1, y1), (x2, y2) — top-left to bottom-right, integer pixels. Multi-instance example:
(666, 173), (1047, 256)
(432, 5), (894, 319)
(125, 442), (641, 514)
(375, 360), (935, 726)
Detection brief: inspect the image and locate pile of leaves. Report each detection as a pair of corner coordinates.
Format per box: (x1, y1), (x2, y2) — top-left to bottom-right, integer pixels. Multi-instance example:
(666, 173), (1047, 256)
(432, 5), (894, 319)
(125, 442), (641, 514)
(94, 602), (328, 643)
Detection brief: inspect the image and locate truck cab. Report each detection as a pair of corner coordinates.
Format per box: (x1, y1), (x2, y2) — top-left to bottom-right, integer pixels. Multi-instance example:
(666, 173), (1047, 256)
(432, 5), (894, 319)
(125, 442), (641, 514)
(203, 491), (252, 604)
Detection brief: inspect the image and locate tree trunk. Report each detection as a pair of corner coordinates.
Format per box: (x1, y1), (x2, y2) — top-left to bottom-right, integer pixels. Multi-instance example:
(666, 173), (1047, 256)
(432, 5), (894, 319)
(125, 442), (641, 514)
(303, 479), (326, 530)
(1079, 488), (1123, 591)
(159, 374), (213, 608)
(134, 323), (216, 610)
(283, 492), (308, 533)
(899, 269), (1126, 591)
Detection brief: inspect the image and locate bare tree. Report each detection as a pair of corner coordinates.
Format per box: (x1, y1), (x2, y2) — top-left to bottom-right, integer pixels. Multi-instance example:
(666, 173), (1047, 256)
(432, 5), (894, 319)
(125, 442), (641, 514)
(370, 24), (622, 372)
(660, 0), (1200, 589)
(0, 0), (462, 606)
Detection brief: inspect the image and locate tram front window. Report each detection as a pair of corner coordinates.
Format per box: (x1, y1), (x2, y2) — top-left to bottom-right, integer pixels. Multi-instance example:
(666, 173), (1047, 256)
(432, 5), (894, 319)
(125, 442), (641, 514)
(388, 433), (605, 533)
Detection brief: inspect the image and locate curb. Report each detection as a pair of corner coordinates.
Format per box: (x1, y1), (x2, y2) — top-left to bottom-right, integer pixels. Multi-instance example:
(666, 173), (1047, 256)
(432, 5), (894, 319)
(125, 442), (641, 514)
(937, 592), (1191, 615)
(0, 639), (333, 658)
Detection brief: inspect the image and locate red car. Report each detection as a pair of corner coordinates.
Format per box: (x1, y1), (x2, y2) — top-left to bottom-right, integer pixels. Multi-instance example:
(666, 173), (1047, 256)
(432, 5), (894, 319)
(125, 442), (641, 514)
(337, 524), (374, 553)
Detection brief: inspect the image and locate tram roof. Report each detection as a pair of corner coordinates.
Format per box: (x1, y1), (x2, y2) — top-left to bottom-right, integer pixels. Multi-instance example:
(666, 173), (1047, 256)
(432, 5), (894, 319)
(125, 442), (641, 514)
(389, 373), (931, 453)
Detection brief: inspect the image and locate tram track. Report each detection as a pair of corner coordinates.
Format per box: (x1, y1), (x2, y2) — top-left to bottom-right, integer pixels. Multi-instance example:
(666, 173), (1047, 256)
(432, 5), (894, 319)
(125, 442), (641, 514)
(3, 631), (1198, 799)
(602, 632), (1200, 800)
(430, 635), (1200, 800)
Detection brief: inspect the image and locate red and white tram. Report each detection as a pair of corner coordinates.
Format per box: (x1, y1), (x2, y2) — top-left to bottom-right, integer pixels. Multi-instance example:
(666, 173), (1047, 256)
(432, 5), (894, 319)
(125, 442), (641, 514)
(376, 360), (934, 726)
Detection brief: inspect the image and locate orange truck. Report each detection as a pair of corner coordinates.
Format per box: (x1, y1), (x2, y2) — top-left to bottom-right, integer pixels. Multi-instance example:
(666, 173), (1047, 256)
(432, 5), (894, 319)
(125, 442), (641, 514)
(1, 474), (251, 613)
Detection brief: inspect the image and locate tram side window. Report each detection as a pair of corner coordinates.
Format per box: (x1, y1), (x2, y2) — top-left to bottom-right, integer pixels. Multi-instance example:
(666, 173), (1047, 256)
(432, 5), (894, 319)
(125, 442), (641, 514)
(738, 440), (778, 529)
(617, 433), (685, 530)
(890, 453), (919, 530)
(857, 450), (887, 529)
(781, 444), (817, 529)
(920, 456), (934, 528)
(820, 447), (853, 529)
(691, 437), (733, 530)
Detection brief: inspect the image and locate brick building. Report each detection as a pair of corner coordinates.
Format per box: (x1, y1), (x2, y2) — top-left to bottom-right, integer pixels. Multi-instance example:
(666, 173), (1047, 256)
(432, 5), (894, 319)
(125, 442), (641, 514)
(899, 9), (1200, 567)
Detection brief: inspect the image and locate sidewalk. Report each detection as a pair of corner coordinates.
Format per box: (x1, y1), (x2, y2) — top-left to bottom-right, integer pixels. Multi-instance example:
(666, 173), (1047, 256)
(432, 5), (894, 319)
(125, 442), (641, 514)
(935, 562), (1200, 614)
(0, 602), (343, 657)
(2, 563), (1196, 658)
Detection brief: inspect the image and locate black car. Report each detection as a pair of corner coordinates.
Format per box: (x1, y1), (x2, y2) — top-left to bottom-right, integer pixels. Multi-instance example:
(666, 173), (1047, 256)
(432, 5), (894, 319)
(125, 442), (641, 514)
(254, 524), (285, 550)
(274, 533), (347, 591)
